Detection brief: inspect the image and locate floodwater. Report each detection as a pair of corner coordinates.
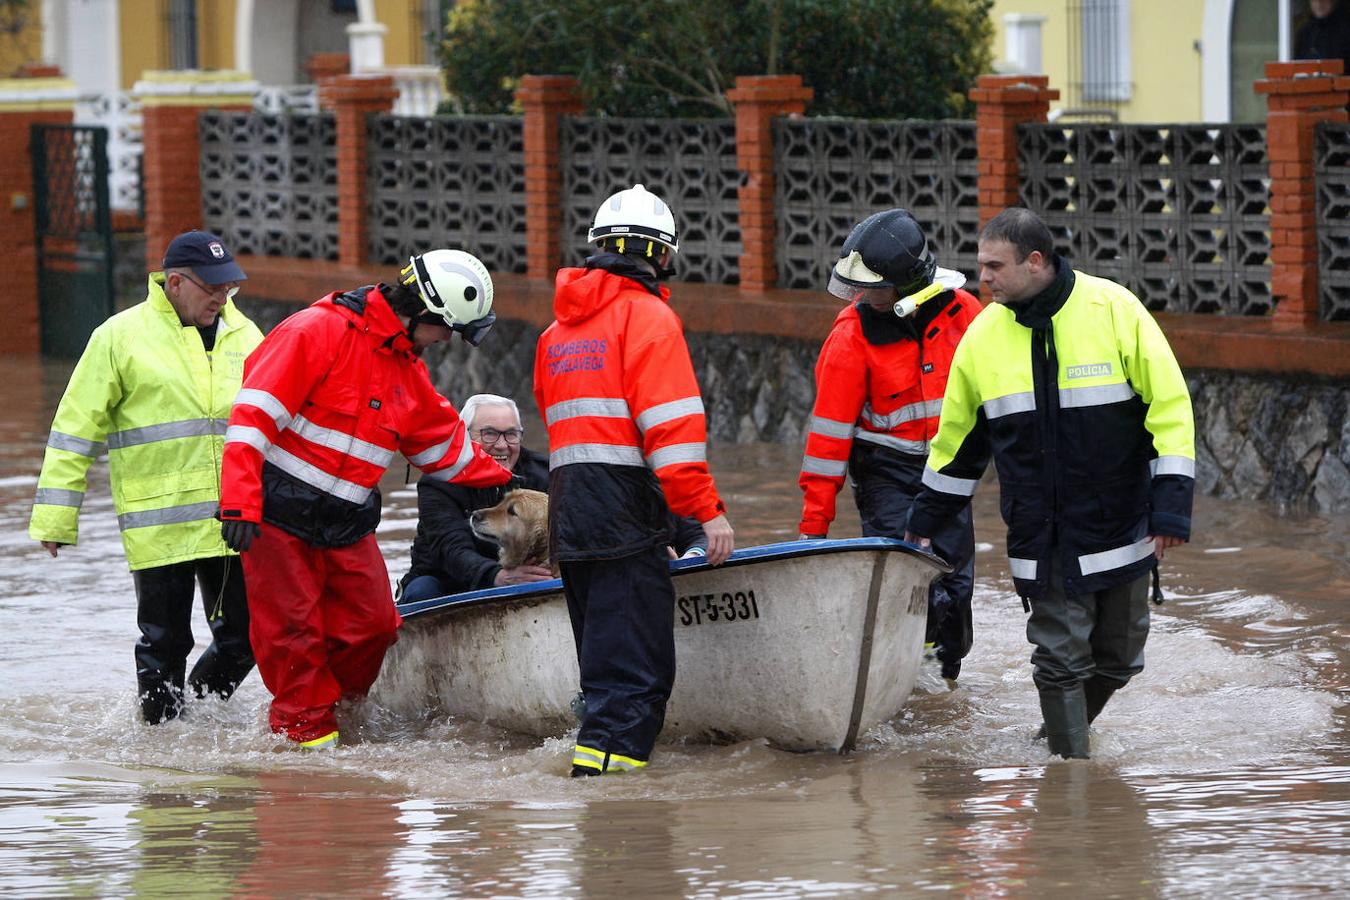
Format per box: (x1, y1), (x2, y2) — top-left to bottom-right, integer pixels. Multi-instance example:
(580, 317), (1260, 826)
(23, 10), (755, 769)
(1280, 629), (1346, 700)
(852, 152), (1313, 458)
(1, 353), (1347, 898)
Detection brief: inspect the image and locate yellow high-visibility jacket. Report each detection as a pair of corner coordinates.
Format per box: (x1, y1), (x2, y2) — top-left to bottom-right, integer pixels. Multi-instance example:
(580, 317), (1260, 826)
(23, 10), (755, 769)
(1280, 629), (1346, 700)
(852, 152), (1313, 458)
(909, 267), (1195, 598)
(28, 274), (263, 570)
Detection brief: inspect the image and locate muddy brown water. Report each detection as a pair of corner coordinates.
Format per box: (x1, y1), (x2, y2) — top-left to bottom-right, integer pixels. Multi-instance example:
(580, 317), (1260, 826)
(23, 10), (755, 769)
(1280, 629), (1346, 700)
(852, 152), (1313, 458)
(1, 355), (1346, 898)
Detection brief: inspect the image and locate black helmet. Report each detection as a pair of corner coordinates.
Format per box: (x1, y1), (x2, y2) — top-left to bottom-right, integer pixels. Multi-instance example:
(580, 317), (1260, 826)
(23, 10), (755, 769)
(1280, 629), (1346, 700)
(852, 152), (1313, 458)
(827, 209), (937, 304)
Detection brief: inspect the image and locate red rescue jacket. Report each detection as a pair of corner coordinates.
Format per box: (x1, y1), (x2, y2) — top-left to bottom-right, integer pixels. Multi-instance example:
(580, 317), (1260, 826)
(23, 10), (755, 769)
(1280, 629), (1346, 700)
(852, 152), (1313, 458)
(534, 255), (724, 559)
(221, 285), (510, 546)
(799, 289), (981, 536)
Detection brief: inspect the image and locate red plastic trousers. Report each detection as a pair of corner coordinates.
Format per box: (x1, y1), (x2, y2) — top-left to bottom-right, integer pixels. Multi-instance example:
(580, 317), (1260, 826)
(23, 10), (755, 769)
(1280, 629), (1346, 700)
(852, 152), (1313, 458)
(242, 523), (401, 742)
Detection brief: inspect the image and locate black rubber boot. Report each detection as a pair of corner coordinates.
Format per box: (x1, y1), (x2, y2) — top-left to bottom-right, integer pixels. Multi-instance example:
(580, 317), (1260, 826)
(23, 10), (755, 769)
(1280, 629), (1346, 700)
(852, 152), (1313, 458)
(1083, 675), (1119, 724)
(1038, 685), (1091, 759)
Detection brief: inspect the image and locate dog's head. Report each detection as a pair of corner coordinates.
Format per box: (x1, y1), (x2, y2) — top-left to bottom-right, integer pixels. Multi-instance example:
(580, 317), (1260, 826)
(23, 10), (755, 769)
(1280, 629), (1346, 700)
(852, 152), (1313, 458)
(469, 489), (550, 569)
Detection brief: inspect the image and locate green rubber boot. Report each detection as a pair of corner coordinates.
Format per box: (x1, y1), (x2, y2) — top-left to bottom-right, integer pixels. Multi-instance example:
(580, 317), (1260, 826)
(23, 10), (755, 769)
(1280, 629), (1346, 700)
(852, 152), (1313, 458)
(1038, 685), (1091, 759)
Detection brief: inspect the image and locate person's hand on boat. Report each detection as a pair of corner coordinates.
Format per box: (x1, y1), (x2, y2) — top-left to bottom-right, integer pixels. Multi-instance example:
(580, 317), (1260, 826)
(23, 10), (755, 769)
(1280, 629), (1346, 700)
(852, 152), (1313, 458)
(494, 564), (554, 586)
(1150, 534), (1185, 559)
(798, 533), (824, 541)
(903, 530), (932, 551)
(40, 541), (66, 558)
(701, 514), (734, 566)
(220, 519), (261, 553)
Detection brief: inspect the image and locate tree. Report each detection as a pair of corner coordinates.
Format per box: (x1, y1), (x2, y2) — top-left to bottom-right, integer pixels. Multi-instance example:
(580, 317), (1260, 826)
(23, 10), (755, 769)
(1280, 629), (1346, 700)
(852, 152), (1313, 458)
(440, 0), (993, 119)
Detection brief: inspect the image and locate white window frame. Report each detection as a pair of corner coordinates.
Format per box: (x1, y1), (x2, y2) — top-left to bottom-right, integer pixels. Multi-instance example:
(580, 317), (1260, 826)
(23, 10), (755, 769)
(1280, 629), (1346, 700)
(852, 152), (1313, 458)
(1081, 0), (1133, 102)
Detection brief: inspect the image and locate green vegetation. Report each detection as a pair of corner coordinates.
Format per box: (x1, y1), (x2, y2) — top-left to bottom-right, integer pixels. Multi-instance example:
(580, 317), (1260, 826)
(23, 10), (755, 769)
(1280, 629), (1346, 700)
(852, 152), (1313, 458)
(440, 0), (993, 119)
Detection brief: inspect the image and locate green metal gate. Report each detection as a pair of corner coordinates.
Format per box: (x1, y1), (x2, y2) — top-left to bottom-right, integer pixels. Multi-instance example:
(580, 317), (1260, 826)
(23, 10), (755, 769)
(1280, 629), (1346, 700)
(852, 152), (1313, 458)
(31, 124), (115, 358)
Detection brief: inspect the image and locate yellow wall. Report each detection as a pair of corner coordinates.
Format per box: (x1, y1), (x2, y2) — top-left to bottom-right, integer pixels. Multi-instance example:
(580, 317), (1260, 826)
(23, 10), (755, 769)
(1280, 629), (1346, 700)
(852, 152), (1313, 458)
(377, 0), (431, 66)
(198, 0), (239, 74)
(989, 0), (1206, 122)
(120, 0), (169, 89)
(0, 4), (43, 77)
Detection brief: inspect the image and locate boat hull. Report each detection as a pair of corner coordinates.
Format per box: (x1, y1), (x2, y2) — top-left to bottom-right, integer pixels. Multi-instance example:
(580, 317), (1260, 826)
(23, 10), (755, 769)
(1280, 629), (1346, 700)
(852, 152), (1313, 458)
(373, 538), (947, 752)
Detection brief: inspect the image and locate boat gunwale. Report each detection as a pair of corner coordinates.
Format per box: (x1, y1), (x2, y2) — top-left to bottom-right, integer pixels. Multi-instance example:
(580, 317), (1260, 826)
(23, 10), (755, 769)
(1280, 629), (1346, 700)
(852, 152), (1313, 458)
(396, 537), (950, 622)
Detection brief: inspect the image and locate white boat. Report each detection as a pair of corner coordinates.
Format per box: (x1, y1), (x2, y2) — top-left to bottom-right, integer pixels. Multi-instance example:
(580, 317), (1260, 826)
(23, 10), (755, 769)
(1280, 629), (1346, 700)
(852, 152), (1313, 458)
(372, 537), (949, 752)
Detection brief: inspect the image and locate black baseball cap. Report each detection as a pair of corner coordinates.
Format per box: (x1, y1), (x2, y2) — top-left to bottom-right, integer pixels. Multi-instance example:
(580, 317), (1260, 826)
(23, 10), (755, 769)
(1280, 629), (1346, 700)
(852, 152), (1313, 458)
(162, 230), (247, 283)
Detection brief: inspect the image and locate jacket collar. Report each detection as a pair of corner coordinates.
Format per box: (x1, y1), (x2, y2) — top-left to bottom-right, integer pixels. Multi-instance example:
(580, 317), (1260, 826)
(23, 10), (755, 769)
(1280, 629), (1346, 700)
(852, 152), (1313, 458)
(145, 272), (242, 336)
(321, 284), (415, 354)
(1006, 255), (1075, 329)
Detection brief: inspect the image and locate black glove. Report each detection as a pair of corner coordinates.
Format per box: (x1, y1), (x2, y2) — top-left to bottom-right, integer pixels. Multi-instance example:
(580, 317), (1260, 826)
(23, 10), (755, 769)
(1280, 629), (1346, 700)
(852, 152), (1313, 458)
(221, 520), (261, 553)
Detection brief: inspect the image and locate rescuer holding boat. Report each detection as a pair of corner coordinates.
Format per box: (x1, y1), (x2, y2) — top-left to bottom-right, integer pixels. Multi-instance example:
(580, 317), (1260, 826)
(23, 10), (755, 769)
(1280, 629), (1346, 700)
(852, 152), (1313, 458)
(29, 231), (262, 724)
(798, 209), (982, 681)
(533, 184), (734, 776)
(217, 249), (511, 750)
(906, 207), (1195, 759)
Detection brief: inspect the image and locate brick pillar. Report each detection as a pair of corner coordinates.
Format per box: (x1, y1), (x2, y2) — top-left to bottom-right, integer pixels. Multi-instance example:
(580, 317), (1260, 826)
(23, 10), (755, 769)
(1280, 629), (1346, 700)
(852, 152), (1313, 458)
(318, 74), (398, 268)
(134, 71), (257, 271)
(515, 76), (583, 279)
(726, 75), (813, 292)
(1256, 60), (1350, 328)
(969, 75), (1059, 228)
(305, 53), (350, 84)
(0, 77), (78, 353)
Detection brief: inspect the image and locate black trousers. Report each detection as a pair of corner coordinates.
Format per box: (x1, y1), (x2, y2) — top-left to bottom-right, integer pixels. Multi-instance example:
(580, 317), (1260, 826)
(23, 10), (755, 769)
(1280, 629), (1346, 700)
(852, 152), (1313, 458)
(856, 471), (976, 677)
(561, 545), (675, 764)
(132, 555), (254, 724)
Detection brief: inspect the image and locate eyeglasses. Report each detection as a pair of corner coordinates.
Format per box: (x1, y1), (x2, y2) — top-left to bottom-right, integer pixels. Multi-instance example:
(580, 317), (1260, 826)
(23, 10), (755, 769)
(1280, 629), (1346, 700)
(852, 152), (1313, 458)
(178, 271), (239, 301)
(476, 427), (523, 446)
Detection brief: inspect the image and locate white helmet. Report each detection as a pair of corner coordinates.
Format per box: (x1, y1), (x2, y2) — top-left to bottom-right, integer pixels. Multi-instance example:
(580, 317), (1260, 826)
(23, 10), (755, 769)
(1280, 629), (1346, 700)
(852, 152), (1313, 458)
(588, 183), (679, 255)
(401, 248), (494, 332)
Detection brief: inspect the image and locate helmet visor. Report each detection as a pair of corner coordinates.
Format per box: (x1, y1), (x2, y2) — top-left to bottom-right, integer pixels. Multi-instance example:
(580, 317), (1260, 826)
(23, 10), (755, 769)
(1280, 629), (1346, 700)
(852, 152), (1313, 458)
(826, 270), (896, 305)
(454, 310), (496, 347)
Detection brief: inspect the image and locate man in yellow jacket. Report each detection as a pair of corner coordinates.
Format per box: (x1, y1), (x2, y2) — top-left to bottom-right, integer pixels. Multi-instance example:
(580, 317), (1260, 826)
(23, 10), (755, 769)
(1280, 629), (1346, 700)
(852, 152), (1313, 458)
(906, 208), (1195, 759)
(29, 231), (264, 724)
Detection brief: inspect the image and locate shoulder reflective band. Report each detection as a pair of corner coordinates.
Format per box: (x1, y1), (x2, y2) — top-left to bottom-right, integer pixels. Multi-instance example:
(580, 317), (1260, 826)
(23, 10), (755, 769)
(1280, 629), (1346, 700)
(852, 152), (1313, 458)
(635, 396), (703, 432)
(982, 392), (1036, 420)
(47, 430), (106, 458)
(809, 415), (854, 439)
(922, 466), (978, 497)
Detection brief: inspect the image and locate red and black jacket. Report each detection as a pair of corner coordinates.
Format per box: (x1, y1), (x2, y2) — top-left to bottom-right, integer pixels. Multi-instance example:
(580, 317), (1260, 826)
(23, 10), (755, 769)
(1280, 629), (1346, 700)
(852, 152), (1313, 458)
(533, 254), (725, 561)
(221, 285), (510, 547)
(799, 288), (981, 536)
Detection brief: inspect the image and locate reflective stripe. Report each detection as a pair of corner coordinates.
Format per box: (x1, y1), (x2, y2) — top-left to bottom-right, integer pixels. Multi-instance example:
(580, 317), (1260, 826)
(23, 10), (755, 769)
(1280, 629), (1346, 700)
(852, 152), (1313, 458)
(605, 753), (647, 772)
(854, 430), (929, 455)
(921, 466), (978, 497)
(117, 500), (220, 531)
(407, 435), (455, 468)
(265, 445), (373, 505)
(234, 388), (293, 428)
(647, 442), (706, 470)
(107, 418), (225, 450)
(300, 731), (340, 750)
(546, 397), (631, 423)
(801, 454), (847, 477)
(48, 430), (106, 458)
(550, 443), (646, 468)
(862, 398), (943, 429)
(421, 432), (477, 482)
(1008, 557), (1038, 580)
(571, 744), (646, 773)
(1078, 537), (1156, 576)
(225, 424), (271, 454)
(635, 396), (703, 432)
(809, 415), (854, 439)
(1058, 382), (1135, 409)
(289, 415), (395, 468)
(34, 487), (84, 508)
(1150, 455), (1196, 478)
(983, 392), (1036, 419)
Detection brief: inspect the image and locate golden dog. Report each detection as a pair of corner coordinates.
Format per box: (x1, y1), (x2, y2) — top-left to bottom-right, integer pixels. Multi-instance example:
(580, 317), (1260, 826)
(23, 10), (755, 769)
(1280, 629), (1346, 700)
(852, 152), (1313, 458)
(468, 489), (552, 571)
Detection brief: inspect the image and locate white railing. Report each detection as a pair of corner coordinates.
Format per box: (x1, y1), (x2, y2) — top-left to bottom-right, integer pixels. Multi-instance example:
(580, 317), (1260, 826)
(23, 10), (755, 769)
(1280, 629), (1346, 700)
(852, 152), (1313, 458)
(74, 91), (142, 213)
(382, 65), (444, 117)
(253, 84), (319, 114)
